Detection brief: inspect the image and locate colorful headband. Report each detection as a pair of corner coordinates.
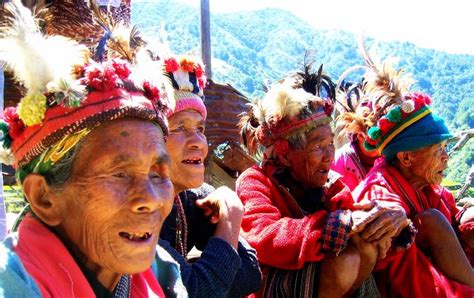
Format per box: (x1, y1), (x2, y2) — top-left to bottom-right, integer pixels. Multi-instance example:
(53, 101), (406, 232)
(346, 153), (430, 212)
(0, 1), (172, 170)
(364, 93), (452, 159)
(164, 55), (207, 120)
(255, 103), (333, 147)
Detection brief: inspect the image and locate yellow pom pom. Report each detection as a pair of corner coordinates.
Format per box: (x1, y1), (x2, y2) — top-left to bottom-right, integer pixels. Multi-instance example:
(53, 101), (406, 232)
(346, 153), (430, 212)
(18, 93), (47, 126)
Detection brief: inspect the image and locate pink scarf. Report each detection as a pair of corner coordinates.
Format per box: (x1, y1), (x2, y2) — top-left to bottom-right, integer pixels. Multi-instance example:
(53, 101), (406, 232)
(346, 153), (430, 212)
(13, 214), (165, 297)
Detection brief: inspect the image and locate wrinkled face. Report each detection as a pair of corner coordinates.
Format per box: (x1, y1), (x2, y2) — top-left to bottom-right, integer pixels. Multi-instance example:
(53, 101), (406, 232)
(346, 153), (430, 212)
(287, 125), (335, 188)
(407, 141), (449, 186)
(166, 110), (208, 193)
(55, 119), (174, 274)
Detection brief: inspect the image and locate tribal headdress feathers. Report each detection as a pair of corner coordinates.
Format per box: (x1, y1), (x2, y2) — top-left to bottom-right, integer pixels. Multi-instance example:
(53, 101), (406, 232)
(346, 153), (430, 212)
(0, 1), (174, 180)
(239, 62), (335, 156)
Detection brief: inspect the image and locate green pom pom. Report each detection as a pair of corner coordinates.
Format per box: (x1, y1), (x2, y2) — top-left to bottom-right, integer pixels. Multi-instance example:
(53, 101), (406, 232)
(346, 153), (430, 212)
(368, 126), (381, 140)
(0, 121), (12, 149)
(386, 106), (402, 123)
(363, 141), (376, 151)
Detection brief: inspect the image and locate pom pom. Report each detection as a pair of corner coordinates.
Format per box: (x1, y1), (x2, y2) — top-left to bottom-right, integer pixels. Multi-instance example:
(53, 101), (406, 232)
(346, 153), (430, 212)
(368, 126), (381, 140)
(111, 59), (131, 79)
(401, 100), (415, 113)
(143, 81), (161, 104)
(84, 63), (119, 91)
(386, 106), (402, 123)
(18, 93), (47, 126)
(195, 63), (205, 78)
(3, 107), (25, 139)
(378, 117), (396, 134)
(164, 57), (179, 73)
(180, 57), (196, 72)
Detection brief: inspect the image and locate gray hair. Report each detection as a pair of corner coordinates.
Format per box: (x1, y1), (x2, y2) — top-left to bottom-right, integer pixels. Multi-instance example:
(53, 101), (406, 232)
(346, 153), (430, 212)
(287, 128), (311, 150)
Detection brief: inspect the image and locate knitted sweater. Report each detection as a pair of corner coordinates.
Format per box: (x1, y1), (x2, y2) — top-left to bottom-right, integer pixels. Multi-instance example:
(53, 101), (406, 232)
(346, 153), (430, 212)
(160, 184), (262, 297)
(236, 164), (355, 271)
(353, 160), (474, 297)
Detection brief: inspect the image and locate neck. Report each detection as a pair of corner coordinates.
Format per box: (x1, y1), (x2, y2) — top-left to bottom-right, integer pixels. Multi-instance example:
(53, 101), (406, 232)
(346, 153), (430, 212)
(54, 228), (122, 291)
(86, 262), (122, 291)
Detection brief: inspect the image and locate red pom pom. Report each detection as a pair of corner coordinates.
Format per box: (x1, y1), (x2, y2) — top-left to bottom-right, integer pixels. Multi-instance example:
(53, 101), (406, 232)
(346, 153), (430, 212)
(195, 63), (205, 78)
(143, 81), (161, 104)
(3, 107), (25, 139)
(198, 76), (207, 89)
(85, 63), (118, 91)
(180, 58), (196, 72)
(111, 59), (131, 79)
(378, 118), (396, 134)
(164, 57), (179, 73)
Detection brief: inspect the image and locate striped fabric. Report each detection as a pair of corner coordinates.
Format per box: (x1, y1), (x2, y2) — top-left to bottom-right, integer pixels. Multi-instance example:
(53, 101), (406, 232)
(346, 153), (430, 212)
(262, 262), (320, 298)
(262, 262), (381, 297)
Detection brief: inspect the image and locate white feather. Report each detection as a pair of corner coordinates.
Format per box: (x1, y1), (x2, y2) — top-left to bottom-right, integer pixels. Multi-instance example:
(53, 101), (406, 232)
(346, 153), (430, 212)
(260, 78), (311, 123)
(0, 0), (89, 95)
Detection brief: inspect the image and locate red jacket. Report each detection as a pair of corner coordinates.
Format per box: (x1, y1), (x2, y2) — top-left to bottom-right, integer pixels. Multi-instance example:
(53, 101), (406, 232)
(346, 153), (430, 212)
(354, 159), (474, 297)
(236, 164), (354, 271)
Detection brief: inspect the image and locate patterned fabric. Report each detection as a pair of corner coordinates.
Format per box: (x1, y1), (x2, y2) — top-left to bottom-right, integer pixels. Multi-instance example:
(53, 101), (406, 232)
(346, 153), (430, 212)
(321, 210), (352, 254)
(262, 262), (320, 298)
(236, 164), (355, 297)
(353, 159), (474, 297)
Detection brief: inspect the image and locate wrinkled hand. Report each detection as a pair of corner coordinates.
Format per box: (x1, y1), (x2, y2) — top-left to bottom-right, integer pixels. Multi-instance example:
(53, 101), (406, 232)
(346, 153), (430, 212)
(375, 236), (392, 259)
(195, 186), (244, 223)
(195, 186), (243, 248)
(351, 233), (378, 259)
(352, 200), (409, 242)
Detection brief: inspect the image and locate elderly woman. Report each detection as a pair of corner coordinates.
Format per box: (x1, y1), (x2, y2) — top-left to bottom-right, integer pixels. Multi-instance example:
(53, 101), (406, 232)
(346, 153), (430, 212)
(0, 2), (183, 296)
(157, 54), (261, 297)
(237, 67), (413, 297)
(356, 90), (474, 296)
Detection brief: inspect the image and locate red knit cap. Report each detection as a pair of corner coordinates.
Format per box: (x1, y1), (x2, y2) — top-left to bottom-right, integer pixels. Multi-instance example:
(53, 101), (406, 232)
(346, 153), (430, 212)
(0, 1), (173, 168)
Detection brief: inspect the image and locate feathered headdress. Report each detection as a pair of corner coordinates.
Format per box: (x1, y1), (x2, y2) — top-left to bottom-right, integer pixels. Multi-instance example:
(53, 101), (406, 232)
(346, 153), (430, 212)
(0, 0), (173, 174)
(359, 38), (414, 121)
(358, 39), (452, 158)
(163, 54), (208, 120)
(239, 62), (334, 156)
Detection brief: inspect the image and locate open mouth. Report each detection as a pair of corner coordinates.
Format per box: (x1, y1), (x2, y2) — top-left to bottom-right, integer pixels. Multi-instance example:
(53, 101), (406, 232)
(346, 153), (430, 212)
(318, 169), (329, 174)
(119, 231), (152, 242)
(182, 157), (203, 165)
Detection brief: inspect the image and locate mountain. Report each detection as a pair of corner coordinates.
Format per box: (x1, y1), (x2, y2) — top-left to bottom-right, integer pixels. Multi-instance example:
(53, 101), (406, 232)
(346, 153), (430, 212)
(132, 0), (474, 183)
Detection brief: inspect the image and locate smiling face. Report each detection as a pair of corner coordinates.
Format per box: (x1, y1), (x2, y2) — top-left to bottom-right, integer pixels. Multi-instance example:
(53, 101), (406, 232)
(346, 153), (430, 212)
(166, 110), (208, 193)
(404, 141), (449, 186)
(286, 125), (335, 188)
(52, 119), (174, 276)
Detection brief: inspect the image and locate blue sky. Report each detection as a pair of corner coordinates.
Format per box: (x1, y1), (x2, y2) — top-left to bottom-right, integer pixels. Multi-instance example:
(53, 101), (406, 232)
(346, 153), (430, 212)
(176, 0), (474, 55)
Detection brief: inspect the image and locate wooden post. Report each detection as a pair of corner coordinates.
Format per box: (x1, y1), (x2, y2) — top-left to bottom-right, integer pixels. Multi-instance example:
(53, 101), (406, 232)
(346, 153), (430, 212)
(200, 0), (212, 80)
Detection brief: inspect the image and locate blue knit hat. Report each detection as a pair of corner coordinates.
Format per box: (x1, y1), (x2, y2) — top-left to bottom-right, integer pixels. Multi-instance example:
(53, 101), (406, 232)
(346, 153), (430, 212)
(364, 93), (453, 160)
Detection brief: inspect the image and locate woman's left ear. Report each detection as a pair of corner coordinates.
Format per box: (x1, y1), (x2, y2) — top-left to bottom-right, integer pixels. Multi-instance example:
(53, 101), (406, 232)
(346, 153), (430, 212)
(23, 174), (62, 226)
